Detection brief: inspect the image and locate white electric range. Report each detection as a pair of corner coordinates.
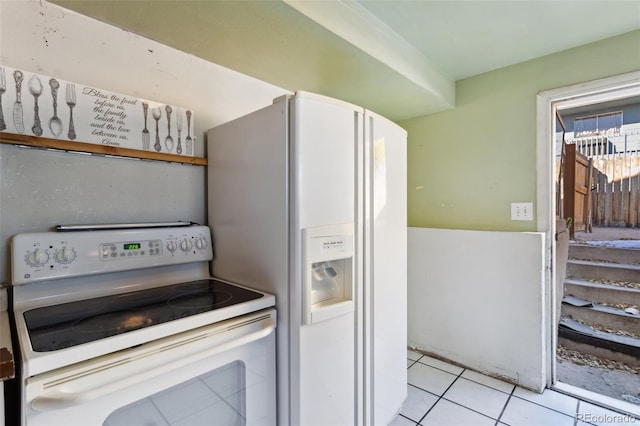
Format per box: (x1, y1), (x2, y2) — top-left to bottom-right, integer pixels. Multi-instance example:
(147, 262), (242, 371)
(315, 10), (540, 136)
(11, 223), (276, 426)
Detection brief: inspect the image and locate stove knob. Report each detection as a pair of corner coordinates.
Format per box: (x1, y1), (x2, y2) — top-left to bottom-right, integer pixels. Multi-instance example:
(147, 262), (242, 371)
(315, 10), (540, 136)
(26, 249), (49, 267)
(180, 238), (193, 252)
(166, 241), (178, 252)
(195, 237), (207, 250)
(55, 247), (76, 264)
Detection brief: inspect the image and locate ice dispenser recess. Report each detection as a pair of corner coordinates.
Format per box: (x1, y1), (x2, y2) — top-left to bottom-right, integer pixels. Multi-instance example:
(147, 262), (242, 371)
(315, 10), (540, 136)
(302, 223), (354, 325)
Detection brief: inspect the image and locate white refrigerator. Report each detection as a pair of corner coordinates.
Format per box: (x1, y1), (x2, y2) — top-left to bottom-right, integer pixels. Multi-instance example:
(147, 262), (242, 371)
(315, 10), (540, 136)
(207, 91), (407, 426)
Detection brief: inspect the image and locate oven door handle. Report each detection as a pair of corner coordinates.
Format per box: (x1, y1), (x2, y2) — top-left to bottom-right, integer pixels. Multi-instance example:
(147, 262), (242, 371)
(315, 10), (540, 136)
(30, 311), (275, 412)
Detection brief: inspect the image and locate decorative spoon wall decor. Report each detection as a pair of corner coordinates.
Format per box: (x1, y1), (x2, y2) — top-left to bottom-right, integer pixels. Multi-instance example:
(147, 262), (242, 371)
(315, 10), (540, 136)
(48, 78), (63, 137)
(28, 75), (43, 136)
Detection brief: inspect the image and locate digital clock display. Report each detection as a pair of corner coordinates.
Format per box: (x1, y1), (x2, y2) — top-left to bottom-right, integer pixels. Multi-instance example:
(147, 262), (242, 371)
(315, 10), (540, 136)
(123, 243), (141, 251)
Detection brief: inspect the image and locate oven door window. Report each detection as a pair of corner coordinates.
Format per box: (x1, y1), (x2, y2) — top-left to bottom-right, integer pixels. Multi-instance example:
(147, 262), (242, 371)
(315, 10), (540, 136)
(104, 361), (246, 426)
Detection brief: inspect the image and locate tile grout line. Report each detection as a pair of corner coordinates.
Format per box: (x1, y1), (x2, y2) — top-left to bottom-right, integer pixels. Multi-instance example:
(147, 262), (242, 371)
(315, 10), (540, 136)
(570, 393), (640, 421)
(406, 354), (429, 425)
(407, 379), (505, 422)
(414, 358), (462, 375)
(453, 375), (513, 396)
(411, 354), (578, 422)
(494, 383), (516, 426)
(439, 396), (507, 424)
(409, 353), (626, 426)
(395, 413), (416, 425)
(410, 353), (581, 425)
(409, 355), (514, 424)
(415, 357), (513, 396)
(510, 393), (585, 420)
(420, 357), (586, 420)
(416, 368), (466, 425)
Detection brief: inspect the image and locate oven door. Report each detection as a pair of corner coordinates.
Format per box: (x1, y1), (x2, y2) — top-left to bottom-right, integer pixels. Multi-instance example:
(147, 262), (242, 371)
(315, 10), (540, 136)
(23, 309), (276, 426)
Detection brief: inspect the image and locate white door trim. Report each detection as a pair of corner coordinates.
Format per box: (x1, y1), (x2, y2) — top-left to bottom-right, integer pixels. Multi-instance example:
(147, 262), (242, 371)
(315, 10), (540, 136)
(536, 70), (640, 387)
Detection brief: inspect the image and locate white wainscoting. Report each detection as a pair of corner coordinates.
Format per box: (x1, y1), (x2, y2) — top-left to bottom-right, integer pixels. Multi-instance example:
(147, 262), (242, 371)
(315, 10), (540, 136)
(408, 227), (547, 392)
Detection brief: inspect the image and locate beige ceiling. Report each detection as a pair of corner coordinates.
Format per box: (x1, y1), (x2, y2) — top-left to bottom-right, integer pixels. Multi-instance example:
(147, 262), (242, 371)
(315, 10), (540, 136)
(51, 0), (640, 121)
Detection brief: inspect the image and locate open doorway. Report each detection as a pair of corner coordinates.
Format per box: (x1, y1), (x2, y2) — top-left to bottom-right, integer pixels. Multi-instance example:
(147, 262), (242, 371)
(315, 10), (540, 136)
(555, 98), (640, 407)
(537, 71), (640, 416)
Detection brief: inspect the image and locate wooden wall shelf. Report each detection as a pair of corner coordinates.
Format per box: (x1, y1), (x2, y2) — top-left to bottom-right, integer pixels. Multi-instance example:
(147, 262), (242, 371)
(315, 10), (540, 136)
(0, 132), (207, 166)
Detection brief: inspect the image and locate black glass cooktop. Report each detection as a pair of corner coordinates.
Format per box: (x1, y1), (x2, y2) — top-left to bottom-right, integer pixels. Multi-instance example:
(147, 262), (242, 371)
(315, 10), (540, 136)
(24, 279), (264, 352)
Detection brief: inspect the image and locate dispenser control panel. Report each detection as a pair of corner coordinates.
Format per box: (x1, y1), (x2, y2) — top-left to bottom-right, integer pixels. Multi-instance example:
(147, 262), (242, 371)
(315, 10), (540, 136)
(302, 223), (355, 325)
(312, 234), (352, 257)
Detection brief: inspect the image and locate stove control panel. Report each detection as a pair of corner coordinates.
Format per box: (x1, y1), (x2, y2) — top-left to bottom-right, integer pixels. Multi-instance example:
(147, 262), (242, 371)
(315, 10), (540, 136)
(99, 239), (163, 261)
(11, 226), (213, 285)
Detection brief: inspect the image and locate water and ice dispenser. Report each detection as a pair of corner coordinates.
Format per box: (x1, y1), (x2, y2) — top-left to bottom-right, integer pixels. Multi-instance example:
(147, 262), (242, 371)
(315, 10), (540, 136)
(302, 223), (354, 325)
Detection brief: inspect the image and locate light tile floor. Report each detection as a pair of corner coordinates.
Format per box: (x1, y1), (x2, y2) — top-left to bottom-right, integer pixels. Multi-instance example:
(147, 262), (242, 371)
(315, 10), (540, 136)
(392, 350), (637, 426)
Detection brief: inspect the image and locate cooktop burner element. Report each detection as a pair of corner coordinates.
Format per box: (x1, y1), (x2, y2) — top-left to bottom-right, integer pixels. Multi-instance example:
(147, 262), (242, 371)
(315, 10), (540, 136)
(72, 310), (151, 333)
(168, 290), (233, 309)
(24, 279), (264, 352)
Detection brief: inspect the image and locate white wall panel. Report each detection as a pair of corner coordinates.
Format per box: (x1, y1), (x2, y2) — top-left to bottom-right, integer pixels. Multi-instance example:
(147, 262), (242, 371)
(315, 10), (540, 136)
(408, 227), (547, 392)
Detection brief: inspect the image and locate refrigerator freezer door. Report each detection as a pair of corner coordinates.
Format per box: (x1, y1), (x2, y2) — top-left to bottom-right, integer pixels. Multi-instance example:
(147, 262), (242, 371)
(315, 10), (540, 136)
(364, 111), (408, 425)
(292, 92), (358, 229)
(291, 92), (361, 426)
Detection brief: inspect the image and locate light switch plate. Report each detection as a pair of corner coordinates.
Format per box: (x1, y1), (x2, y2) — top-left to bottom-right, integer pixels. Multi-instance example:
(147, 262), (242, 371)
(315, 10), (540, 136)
(511, 202), (533, 221)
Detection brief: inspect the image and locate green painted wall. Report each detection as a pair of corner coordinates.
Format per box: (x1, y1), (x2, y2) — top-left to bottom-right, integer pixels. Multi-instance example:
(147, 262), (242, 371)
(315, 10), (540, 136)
(400, 30), (640, 231)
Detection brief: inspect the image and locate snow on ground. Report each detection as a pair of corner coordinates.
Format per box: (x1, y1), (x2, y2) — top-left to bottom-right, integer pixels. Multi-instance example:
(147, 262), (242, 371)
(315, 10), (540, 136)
(574, 239), (640, 249)
(573, 227), (640, 249)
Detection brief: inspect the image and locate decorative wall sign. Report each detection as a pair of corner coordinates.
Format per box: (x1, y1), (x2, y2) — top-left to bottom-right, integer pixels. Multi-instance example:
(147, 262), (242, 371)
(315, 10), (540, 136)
(0, 65), (196, 158)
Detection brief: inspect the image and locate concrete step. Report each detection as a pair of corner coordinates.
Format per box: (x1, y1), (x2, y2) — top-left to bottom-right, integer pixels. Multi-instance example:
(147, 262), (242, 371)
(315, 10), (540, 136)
(558, 338), (640, 368)
(569, 244), (640, 265)
(566, 259), (640, 283)
(561, 296), (640, 335)
(563, 278), (640, 307)
(559, 317), (640, 367)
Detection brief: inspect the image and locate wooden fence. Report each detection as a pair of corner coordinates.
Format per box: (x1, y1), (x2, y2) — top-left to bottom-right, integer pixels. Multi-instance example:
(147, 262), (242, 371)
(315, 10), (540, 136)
(590, 156), (640, 228)
(557, 150), (640, 230)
